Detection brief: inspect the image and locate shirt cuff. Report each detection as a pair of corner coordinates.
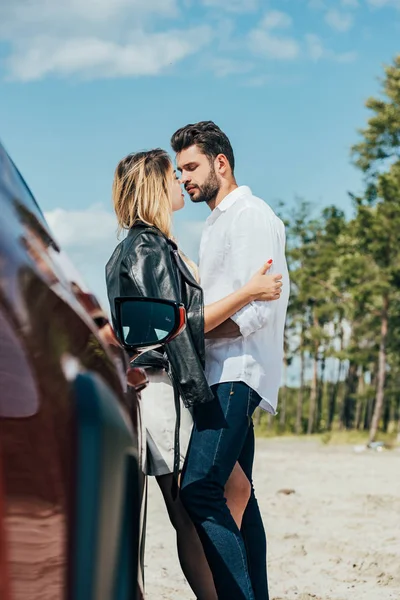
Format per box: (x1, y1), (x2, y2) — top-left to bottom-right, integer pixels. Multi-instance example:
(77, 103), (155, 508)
(231, 302), (264, 338)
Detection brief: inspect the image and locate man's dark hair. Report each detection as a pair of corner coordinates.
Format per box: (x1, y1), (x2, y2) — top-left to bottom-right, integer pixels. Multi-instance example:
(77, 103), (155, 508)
(171, 121), (235, 173)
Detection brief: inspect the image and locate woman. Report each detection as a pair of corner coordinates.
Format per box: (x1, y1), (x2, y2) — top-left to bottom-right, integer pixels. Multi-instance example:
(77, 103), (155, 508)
(106, 149), (282, 600)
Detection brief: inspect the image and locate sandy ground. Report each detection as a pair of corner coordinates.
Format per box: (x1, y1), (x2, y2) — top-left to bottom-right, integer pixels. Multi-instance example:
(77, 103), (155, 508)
(144, 438), (400, 600)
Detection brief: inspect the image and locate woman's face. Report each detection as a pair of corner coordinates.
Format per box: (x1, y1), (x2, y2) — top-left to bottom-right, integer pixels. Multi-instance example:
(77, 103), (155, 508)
(169, 167), (185, 212)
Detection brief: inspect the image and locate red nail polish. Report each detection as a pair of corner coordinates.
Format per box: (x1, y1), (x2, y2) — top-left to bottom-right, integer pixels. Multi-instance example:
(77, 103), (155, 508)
(268, 259), (273, 264)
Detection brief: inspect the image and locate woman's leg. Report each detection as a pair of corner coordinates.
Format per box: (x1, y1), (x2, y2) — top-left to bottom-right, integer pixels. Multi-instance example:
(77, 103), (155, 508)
(156, 463), (250, 599)
(225, 462), (251, 530)
(156, 473), (218, 600)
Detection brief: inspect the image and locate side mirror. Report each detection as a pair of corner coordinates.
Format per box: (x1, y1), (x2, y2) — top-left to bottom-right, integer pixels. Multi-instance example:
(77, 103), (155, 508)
(114, 297), (186, 353)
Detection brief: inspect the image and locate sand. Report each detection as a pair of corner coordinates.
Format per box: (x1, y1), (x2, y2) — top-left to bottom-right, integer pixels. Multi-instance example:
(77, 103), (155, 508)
(144, 438), (400, 600)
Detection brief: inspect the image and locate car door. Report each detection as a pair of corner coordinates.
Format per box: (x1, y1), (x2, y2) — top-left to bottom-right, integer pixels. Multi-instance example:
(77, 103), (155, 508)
(0, 141), (145, 600)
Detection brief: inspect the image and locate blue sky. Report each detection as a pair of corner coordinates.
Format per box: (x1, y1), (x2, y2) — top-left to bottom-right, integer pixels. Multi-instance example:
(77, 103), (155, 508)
(0, 0), (399, 311)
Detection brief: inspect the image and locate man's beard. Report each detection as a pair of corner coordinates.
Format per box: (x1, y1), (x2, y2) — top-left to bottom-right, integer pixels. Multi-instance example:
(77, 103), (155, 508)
(189, 168), (220, 204)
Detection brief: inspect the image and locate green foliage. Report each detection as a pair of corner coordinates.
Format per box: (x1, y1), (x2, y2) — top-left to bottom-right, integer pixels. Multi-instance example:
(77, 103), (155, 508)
(352, 55), (400, 178)
(265, 55), (400, 442)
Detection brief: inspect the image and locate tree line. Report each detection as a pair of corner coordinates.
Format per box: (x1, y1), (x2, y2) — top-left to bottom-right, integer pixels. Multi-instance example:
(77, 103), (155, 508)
(263, 55), (400, 443)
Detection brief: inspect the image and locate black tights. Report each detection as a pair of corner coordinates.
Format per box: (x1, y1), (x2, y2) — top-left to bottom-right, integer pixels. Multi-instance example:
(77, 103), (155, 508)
(156, 474), (218, 600)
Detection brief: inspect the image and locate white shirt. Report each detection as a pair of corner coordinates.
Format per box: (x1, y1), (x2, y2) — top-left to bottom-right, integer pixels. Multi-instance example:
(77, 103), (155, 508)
(199, 186), (290, 414)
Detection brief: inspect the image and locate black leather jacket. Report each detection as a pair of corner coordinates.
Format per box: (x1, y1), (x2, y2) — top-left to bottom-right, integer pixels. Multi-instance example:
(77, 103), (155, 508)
(106, 222), (214, 408)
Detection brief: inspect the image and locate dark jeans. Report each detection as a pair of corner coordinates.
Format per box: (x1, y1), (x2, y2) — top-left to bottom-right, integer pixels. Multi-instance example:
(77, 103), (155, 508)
(180, 381), (269, 600)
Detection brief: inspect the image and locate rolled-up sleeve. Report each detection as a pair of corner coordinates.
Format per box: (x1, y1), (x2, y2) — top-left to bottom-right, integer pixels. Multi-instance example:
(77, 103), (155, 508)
(229, 207), (276, 338)
(231, 301), (272, 338)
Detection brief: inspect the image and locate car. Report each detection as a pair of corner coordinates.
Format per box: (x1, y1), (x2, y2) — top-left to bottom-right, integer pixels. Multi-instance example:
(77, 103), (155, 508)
(0, 140), (185, 600)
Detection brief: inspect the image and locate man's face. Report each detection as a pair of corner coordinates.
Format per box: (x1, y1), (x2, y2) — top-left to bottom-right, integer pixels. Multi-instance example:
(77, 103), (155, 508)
(176, 145), (220, 205)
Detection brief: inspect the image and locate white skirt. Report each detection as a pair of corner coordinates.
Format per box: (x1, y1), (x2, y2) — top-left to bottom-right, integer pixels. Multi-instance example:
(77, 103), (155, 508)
(140, 368), (194, 477)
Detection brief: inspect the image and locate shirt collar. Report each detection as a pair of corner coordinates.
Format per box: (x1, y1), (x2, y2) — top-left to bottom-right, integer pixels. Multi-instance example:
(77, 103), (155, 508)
(206, 186), (252, 224)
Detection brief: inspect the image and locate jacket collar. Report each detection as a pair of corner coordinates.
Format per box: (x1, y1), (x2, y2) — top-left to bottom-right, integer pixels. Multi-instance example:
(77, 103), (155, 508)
(128, 221), (178, 249)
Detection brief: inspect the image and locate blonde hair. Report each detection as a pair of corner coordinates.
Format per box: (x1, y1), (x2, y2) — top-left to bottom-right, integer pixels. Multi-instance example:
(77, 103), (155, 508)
(112, 148), (199, 281)
(112, 149), (173, 238)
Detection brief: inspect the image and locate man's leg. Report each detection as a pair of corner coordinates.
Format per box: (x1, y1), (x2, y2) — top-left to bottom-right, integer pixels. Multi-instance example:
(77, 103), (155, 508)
(180, 381), (257, 600)
(239, 417), (269, 600)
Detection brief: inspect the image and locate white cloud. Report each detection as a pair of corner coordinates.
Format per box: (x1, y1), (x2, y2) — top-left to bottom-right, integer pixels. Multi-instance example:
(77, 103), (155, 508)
(308, 0), (326, 10)
(0, 0), (177, 37)
(209, 57), (254, 77)
(261, 11), (293, 30)
(202, 0), (258, 12)
(250, 30), (300, 60)
(45, 204), (119, 308)
(334, 50), (358, 63)
(305, 33), (357, 62)
(244, 74), (270, 87)
(325, 9), (354, 31)
(305, 34), (325, 61)
(7, 28), (212, 81)
(309, 0), (359, 9)
(367, 0), (400, 7)
(45, 204), (117, 249)
(0, 0), (212, 81)
(249, 11), (299, 61)
(341, 0), (359, 7)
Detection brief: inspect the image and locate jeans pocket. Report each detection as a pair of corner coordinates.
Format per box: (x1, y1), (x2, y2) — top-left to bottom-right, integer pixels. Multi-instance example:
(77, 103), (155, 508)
(211, 382), (234, 417)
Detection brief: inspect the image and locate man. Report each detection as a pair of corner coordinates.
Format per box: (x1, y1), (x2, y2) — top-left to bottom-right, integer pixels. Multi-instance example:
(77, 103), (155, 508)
(171, 121), (290, 600)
